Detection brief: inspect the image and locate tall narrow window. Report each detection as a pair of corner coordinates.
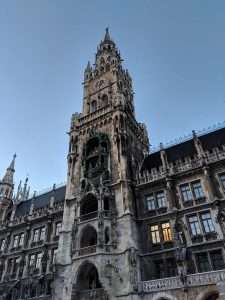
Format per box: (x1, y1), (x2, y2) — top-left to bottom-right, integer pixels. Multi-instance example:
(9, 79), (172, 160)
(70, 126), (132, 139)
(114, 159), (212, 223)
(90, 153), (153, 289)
(13, 235), (19, 248)
(196, 252), (210, 272)
(146, 194), (155, 211)
(156, 191), (166, 208)
(150, 225), (160, 244)
(188, 215), (201, 236)
(52, 249), (58, 264)
(36, 253), (42, 269)
(55, 222), (62, 236)
(0, 239), (5, 251)
(19, 233), (25, 247)
(200, 212), (215, 233)
(180, 184), (193, 202)
(33, 229), (39, 242)
(162, 223), (172, 241)
(220, 174), (225, 189)
(40, 227), (46, 241)
(192, 181), (204, 199)
(210, 250), (225, 270)
(29, 254), (36, 268)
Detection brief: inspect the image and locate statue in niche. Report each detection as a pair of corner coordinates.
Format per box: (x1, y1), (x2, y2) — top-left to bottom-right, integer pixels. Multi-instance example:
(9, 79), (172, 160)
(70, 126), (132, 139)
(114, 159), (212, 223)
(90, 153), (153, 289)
(128, 247), (138, 291)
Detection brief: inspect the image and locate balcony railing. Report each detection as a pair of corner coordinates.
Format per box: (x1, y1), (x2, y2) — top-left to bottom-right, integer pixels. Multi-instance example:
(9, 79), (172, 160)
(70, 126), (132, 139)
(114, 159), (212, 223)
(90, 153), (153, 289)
(78, 245), (97, 256)
(140, 269), (225, 293)
(75, 288), (107, 300)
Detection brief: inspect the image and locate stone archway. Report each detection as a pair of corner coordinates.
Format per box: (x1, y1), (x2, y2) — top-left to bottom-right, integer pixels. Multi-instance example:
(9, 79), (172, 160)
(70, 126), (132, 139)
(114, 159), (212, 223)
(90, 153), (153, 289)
(72, 261), (108, 300)
(197, 287), (221, 300)
(151, 293), (177, 300)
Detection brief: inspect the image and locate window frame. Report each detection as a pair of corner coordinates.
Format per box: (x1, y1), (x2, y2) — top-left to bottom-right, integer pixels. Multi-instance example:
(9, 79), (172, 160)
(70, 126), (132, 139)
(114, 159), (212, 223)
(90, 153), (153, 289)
(187, 214), (201, 237)
(200, 211), (215, 234)
(150, 225), (160, 244)
(180, 180), (205, 205)
(145, 190), (167, 212)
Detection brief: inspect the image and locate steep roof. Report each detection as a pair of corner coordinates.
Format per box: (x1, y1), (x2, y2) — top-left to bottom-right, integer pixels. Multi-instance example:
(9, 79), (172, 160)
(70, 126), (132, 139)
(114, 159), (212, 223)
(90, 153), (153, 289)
(142, 126), (225, 172)
(15, 185), (66, 217)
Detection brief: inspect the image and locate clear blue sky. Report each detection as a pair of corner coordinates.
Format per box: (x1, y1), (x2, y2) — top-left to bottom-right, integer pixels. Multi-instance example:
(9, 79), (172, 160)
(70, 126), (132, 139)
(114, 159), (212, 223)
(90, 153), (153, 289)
(0, 0), (225, 193)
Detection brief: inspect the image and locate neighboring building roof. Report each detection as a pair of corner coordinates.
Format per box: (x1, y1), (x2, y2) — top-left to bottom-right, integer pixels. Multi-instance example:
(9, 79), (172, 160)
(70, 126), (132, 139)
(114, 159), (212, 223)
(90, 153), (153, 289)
(142, 126), (225, 171)
(15, 185), (66, 217)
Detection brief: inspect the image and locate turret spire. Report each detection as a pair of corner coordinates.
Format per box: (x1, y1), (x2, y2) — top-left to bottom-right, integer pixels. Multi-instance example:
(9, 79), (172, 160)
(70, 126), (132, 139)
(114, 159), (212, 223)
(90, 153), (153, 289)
(2, 154), (16, 185)
(104, 27), (111, 42)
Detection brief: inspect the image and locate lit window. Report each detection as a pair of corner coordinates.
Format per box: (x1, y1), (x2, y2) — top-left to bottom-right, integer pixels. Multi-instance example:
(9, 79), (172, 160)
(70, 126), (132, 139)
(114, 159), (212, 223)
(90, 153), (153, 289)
(55, 222), (62, 236)
(188, 215), (201, 236)
(220, 174), (225, 189)
(146, 194), (155, 211)
(162, 223), (172, 241)
(40, 227), (46, 241)
(200, 212), (215, 233)
(180, 184), (193, 202)
(156, 191), (166, 208)
(0, 239), (5, 251)
(210, 250), (225, 270)
(13, 235), (19, 248)
(33, 229), (39, 242)
(150, 225), (160, 244)
(196, 252), (210, 272)
(192, 181), (204, 199)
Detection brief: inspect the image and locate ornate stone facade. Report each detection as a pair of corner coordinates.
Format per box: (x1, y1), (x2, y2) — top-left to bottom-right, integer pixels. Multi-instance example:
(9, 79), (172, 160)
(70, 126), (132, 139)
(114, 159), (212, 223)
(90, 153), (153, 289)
(0, 30), (225, 300)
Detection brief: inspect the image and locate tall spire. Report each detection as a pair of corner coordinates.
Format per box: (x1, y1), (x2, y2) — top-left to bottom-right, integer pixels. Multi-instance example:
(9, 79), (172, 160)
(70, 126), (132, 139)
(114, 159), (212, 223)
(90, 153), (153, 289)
(2, 154), (16, 185)
(104, 27), (111, 42)
(0, 154), (16, 201)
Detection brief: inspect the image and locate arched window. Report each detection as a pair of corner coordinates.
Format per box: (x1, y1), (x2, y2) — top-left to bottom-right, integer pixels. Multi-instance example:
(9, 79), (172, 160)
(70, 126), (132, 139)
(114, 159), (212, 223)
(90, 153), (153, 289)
(90, 100), (97, 113)
(106, 64), (110, 72)
(102, 94), (108, 107)
(80, 194), (98, 221)
(79, 226), (97, 255)
(76, 262), (102, 290)
(204, 292), (220, 300)
(100, 57), (105, 65)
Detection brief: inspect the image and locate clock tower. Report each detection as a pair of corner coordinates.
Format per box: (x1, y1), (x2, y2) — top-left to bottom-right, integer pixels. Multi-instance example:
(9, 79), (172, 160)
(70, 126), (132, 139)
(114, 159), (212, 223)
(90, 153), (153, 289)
(54, 29), (149, 300)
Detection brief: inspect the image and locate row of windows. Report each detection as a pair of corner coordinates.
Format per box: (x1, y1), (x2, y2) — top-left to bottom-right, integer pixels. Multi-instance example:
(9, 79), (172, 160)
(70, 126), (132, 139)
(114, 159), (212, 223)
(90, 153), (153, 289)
(145, 174), (225, 212)
(149, 211), (215, 245)
(196, 249), (225, 273)
(0, 222), (62, 252)
(151, 249), (225, 279)
(3, 249), (58, 279)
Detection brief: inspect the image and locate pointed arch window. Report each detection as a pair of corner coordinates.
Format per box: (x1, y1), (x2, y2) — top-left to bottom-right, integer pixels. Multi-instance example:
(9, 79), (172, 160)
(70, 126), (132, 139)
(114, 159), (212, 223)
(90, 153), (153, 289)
(90, 100), (97, 113)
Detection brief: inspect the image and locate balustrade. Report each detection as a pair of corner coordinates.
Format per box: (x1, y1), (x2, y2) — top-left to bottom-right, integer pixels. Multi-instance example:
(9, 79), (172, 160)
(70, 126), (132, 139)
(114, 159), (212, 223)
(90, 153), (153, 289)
(140, 269), (225, 293)
(137, 147), (225, 185)
(78, 245), (97, 256)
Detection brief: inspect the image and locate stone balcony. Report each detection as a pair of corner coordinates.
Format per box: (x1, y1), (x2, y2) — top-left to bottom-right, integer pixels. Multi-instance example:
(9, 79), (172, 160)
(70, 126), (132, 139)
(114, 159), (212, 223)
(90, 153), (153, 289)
(140, 269), (225, 293)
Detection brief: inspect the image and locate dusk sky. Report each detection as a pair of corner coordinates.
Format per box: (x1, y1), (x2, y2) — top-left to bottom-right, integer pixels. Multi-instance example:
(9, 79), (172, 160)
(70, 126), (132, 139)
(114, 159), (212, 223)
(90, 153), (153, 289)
(0, 0), (225, 194)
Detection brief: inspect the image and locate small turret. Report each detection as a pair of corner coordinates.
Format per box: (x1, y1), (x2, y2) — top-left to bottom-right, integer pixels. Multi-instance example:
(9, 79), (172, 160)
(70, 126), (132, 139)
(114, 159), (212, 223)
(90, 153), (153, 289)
(0, 154), (16, 200)
(84, 61), (92, 81)
(0, 154), (16, 222)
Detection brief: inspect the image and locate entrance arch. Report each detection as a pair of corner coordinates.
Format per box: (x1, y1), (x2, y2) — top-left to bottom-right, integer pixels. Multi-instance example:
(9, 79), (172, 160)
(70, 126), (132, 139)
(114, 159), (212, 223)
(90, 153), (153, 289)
(76, 262), (102, 290)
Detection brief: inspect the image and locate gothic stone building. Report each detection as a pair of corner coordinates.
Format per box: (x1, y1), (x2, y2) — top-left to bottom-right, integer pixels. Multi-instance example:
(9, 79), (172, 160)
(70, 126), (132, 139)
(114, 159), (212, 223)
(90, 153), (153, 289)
(0, 30), (225, 300)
